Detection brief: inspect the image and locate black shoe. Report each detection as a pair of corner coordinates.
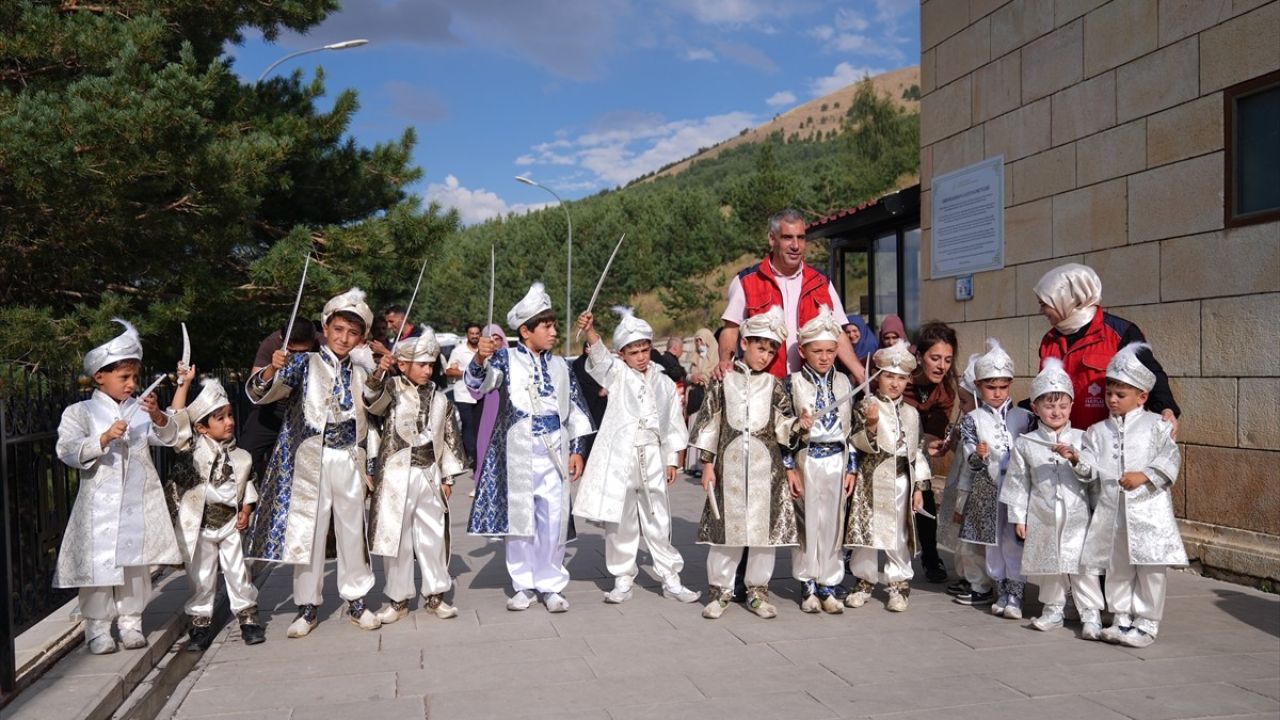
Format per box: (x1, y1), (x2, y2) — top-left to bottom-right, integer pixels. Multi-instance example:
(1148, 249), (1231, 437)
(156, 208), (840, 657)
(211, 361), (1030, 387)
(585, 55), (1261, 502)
(240, 623), (266, 645)
(186, 622), (213, 652)
(953, 589), (995, 606)
(945, 579), (971, 596)
(925, 564), (949, 583)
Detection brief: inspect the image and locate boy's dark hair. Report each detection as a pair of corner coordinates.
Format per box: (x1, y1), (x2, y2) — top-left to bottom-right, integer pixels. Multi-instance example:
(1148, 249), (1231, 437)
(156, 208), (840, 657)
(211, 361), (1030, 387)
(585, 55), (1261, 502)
(1105, 378), (1145, 393)
(326, 310), (367, 336)
(1033, 391), (1071, 404)
(280, 319), (318, 345)
(743, 336), (781, 352)
(521, 309), (557, 333)
(97, 358), (142, 374)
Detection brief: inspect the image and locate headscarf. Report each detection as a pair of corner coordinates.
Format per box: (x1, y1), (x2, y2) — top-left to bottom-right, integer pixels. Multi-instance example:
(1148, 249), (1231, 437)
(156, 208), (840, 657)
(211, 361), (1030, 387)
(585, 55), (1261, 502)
(687, 328), (718, 380)
(846, 314), (879, 360)
(1034, 263), (1102, 335)
(878, 314), (906, 346)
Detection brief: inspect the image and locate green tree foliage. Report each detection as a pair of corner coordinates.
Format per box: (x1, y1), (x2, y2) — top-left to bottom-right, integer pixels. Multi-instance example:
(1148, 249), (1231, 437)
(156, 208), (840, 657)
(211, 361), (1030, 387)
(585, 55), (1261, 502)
(0, 1), (457, 374)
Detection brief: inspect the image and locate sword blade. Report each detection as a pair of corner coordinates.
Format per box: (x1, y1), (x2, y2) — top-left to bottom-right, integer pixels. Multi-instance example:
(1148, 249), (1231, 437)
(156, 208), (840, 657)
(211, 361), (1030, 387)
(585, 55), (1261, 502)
(395, 256), (430, 348)
(282, 254), (312, 348)
(486, 243), (495, 330)
(815, 369), (883, 420)
(178, 322), (191, 386)
(576, 232), (626, 340)
(121, 374), (167, 423)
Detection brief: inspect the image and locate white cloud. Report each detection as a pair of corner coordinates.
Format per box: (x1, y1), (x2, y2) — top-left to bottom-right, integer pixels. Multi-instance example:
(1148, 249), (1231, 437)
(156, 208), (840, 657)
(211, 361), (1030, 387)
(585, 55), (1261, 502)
(810, 24), (834, 41)
(834, 8), (869, 31)
(684, 47), (716, 61)
(809, 62), (885, 97)
(765, 90), (797, 107)
(680, 0), (771, 24)
(424, 175), (549, 225)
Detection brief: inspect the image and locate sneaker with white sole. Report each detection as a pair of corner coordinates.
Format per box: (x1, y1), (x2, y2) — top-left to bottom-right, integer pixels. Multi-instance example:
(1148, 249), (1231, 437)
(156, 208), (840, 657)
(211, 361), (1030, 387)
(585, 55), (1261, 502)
(945, 579), (971, 596)
(1100, 623), (1131, 644)
(543, 592), (570, 613)
(1031, 606), (1065, 631)
(703, 586), (731, 619)
(662, 583), (700, 603)
(507, 589), (537, 611)
(746, 587), (777, 619)
(952, 588), (995, 606)
(886, 584), (909, 612)
(800, 594), (822, 613)
(1119, 627), (1156, 648)
(348, 598), (382, 630)
(425, 594), (459, 619)
(86, 621), (118, 655)
(819, 592), (844, 614)
(844, 580), (874, 609)
(991, 591), (1009, 615)
(287, 604), (319, 638)
(604, 577), (634, 604)
(1003, 600), (1023, 620)
(1080, 621), (1103, 641)
(376, 599), (411, 624)
(119, 627), (147, 650)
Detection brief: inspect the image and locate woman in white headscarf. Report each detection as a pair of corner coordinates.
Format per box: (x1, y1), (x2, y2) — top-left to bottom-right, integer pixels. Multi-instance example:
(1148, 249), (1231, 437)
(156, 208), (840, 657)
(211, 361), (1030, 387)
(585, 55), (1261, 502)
(1034, 263), (1179, 434)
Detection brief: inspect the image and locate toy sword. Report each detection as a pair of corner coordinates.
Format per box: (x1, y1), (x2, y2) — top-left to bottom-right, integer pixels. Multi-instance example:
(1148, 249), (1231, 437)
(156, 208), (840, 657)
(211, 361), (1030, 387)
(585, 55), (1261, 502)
(121, 374), (167, 423)
(814, 369), (883, 420)
(281, 254), (311, 349)
(394, 256), (429, 349)
(177, 322), (191, 386)
(1019, 433), (1078, 455)
(575, 232), (626, 341)
(486, 243), (495, 330)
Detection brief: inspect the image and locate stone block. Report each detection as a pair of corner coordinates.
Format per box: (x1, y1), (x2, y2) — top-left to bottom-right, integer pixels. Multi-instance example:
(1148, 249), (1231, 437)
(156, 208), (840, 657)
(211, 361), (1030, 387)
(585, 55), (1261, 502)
(937, 17), (991, 87)
(1239, 378), (1280, 450)
(991, 0), (1055, 58)
(1056, 0), (1111, 24)
(1200, 1), (1280, 93)
(1162, 223), (1280, 301)
(923, 0), (973, 51)
(921, 75), (973, 146)
(1052, 178), (1128, 255)
(974, 51), (1022, 122)
(1022, 19), (1084, 102)
(1016, 255), (1085, 316)
(1169, 378), (1238, 446)
(1052, 71), (1116, 146)
(1202, 293), (1280, 376)
(1084, 0), (1158, 77)
(1088, 680), (1280, 720)
(1185, 445), (1280, 535)
(1147, 93), (1224, 168)
(1159, 0), (1231, 45)
(932, 126), (986, 179)
(1076, 119), (1146, 186)
(1109, 300), (1201, 377)
(920, 278), (967, 323)
(921, 47), (938, 95)
(1084, 243), (1161, 306)
(972, 0), (1013, 21)
(986, 315), (1034, 376)
(1012, 144), (1076, 204)
(1128, 153), (1224, 244)
(965, 266), (1019, 320)
(1005, 197), (1054, 264)
(984, 98), (1051, 163)
(921, 144), (934, 192)
(1116, 36), (1199, 122)
(951, 320), (990, 362)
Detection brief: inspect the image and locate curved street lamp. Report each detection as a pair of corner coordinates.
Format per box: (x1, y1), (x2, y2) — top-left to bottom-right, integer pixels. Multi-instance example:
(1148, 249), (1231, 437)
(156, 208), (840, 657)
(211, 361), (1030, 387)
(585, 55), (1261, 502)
(515, 176), (574, 356)
(255, 39), (370, 84)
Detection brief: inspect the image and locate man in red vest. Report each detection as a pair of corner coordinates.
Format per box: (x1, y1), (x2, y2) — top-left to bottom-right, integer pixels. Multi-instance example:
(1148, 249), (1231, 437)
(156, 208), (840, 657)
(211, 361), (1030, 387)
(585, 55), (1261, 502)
(716, 209), (866, 382)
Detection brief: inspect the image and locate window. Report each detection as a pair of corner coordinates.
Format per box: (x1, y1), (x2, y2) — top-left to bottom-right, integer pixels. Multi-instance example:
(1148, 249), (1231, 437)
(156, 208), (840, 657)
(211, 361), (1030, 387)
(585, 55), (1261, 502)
(1225, 69), (1280, 227)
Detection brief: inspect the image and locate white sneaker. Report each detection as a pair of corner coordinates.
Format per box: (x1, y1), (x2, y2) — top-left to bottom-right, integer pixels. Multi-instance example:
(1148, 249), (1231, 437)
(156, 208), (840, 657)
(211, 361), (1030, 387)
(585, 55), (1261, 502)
(800, 594), (822, 613)
(845, 588), (872, 608)
(506, 589), (537, 611)
(1081, 621), (1103, 641)
(348, 599), (382, 631)
(543, 592), (570, 613)
(1031, 607), (1065, 631)
(886, 590), (909, 612)
(376, 600), (410, 625)
(425, 594), (458, 619)
(604, 577), (634, 604)
(702, 597), (729, 619)
(1119, 627), (1156, 648)
(746, 589), (777, 619)
(661, 583), (700, 603)
(87, 633), (118, 655)
(287, 605), (319, 638)
(1002, 601), (1023, 620)
(820, 594), (844, 614)
(119, 627), (148, 650)
(991, 592), (1009, 616)
(1100, 623), (1131, 644)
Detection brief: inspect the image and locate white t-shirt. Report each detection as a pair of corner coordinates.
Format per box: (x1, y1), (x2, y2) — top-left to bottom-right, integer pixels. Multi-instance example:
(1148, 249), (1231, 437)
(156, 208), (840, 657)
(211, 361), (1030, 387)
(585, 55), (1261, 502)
(720, 263), (848, 373)
(447, 344), (478, 404)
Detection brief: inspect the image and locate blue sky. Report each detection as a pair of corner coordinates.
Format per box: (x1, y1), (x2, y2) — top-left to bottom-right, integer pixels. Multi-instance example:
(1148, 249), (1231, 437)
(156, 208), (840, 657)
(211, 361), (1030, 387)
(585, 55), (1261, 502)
(227, 0), (920, 224)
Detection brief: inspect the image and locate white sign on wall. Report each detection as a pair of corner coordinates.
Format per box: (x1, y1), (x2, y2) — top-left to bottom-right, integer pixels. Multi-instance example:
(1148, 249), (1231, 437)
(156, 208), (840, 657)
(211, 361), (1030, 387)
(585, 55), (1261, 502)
(930, 156), (1004, 279)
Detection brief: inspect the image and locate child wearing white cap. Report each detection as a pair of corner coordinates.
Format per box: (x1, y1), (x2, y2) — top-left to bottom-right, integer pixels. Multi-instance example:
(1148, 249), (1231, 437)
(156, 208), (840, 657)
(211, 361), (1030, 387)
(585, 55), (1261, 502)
(364, 330), (469, 624)
(168, 372), (263, 649)
(940, 352), (980, 599)
(466, 283), (595, 613)
(246, 287), (383, 636)
(952, 339), (1035, 617)
(784, 307), (857, 614)
(55, 320), (182, 654)
(573, 308), (697, 605)
(1063, 343), (1185, 648)
(843, 340), (933, 613)
(999, 358), (1103, 636)
(691, 306), (810, 620)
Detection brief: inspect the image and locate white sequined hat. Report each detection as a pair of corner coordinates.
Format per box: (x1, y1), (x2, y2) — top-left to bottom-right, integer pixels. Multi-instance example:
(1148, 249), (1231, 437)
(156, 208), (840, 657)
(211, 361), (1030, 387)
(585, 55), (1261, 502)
(84, 319), (143, 375)
(507, 282), (553, 330)
(1031, 356), (1074, 400)
(1106, 342), (1156, 392)
(741, 306), (787, 344)
(392, 328), (441, 363)
(959, 352), (979, 397)
(186, 378), (230, 424)
(797, 306), (842, 345)
(874, 339), (917, 376)
(322, 287), (373, 336)
(974, 338), (1016, 381)
(611, 306), (653, 350)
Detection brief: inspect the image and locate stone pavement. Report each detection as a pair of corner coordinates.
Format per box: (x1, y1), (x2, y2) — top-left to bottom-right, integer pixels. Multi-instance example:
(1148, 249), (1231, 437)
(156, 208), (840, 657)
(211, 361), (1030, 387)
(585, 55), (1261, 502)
(31, 472), (1280, 720)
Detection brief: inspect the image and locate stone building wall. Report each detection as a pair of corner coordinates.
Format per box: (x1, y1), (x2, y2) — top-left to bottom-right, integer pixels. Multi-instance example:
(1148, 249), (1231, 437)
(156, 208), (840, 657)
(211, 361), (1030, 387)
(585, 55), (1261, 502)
(917, 0), (1279, 584)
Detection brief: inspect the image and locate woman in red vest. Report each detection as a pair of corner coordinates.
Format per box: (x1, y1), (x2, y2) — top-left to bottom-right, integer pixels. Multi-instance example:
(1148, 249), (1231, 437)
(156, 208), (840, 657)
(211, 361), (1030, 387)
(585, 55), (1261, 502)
(1034, 263), (1180, 433)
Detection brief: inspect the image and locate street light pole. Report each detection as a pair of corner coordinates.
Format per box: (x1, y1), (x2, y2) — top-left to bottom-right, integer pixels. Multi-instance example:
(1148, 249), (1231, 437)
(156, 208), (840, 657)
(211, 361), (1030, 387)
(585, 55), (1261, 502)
(255, 39), (370, 84)
(515, 176), (573, 356)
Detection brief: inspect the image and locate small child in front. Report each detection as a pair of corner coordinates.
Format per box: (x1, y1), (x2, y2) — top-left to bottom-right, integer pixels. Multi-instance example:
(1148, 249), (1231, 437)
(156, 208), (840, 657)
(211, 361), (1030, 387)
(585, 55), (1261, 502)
(167, 374), (264, 650)
(1066, 343), (1184, 648)
(953, 339), (1035, 618)
(573, 309), (697, 604)
(691, 307), (808, 620)
(55, 320), (182, 654)
(999, 358), (1103, 635)
(784, 307), (857, 614)
(365, 331), (468, 623)
(844, 340), (932, 612)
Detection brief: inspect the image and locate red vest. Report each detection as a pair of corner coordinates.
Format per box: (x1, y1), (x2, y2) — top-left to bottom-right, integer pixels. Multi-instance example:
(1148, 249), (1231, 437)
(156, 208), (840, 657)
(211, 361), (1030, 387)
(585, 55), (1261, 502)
(738, 256), (834, 378)
(1038, 309), (1122, 430)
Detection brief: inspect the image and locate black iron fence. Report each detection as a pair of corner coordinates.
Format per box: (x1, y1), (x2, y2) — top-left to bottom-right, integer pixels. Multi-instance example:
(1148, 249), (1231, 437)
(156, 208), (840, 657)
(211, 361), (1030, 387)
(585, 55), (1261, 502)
(0, 368), (251, 694)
